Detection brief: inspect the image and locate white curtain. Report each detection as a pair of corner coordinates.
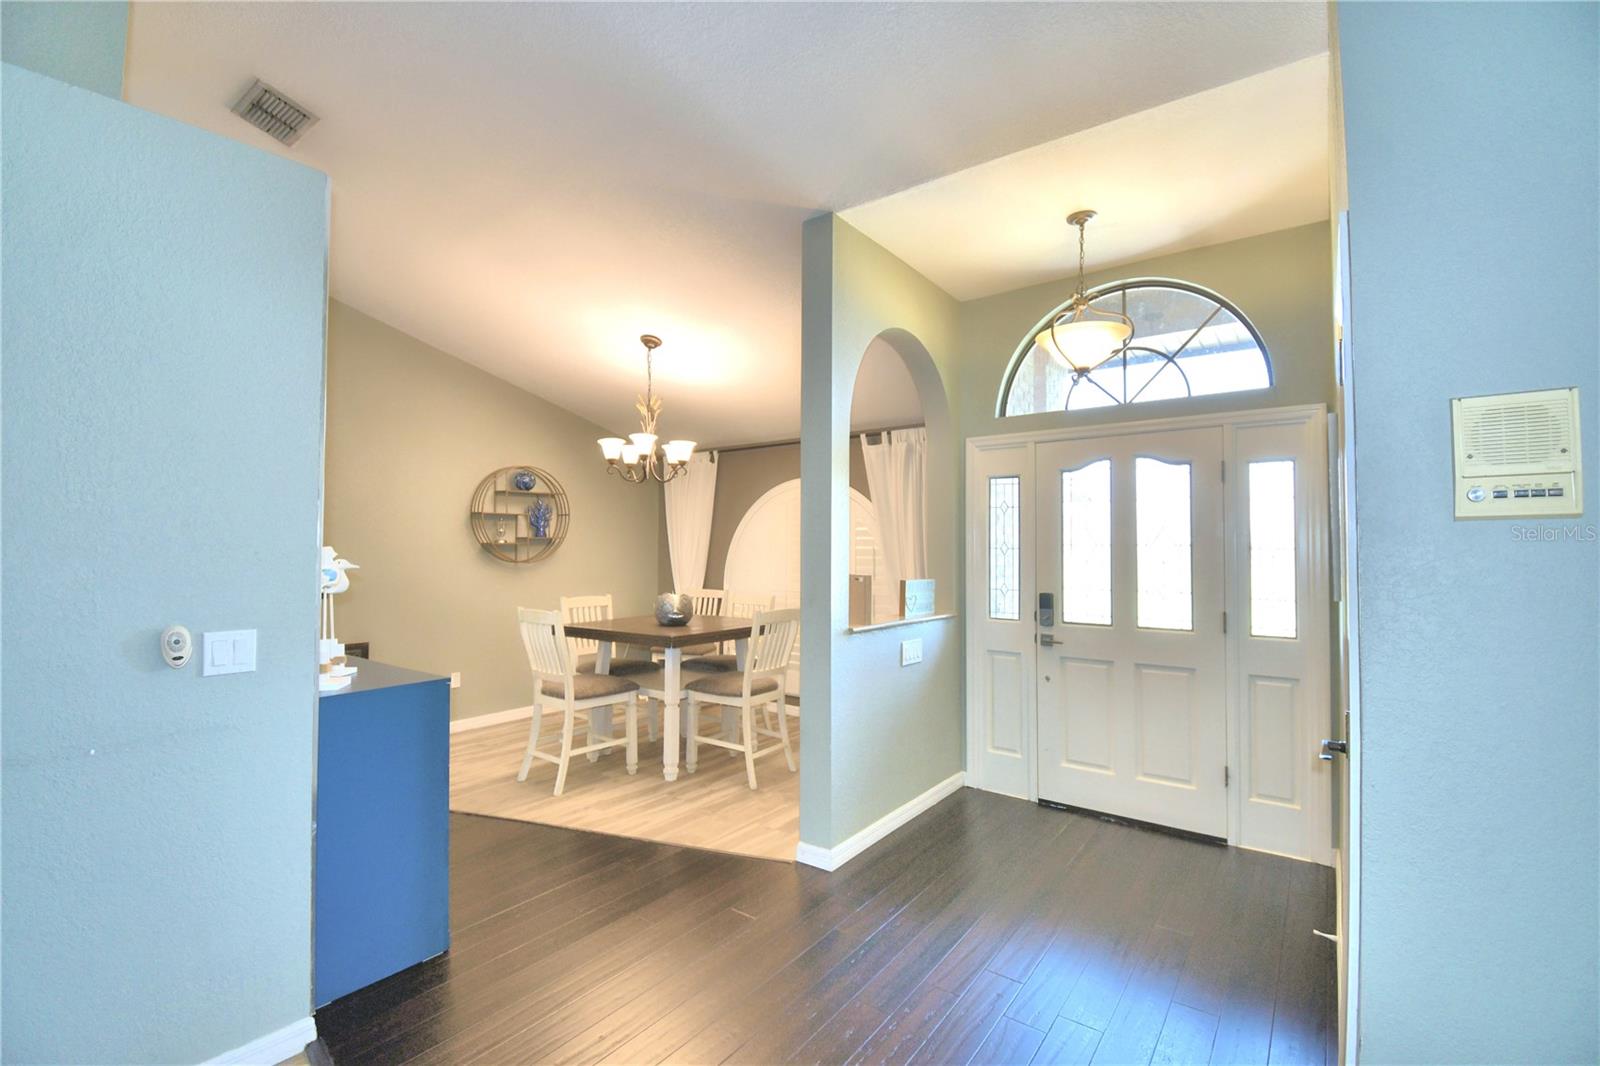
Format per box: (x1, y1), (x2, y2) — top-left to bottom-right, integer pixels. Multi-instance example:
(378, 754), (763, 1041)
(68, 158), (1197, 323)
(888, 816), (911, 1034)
(859, 428), (927, 599)
(665, 451), (718, 591)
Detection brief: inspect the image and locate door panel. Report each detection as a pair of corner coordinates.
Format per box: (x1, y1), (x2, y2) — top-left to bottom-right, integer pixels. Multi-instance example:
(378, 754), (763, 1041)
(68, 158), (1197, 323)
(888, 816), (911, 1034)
(1036, 428), (1227, 837)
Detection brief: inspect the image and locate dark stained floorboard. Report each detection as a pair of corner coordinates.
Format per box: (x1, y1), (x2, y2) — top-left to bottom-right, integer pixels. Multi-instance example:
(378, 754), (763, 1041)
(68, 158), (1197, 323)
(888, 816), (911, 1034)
(315, 791), (1335, 1066)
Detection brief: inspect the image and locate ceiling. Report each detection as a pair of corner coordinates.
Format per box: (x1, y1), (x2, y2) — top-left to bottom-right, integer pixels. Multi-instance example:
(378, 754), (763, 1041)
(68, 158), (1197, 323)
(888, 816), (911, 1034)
(841, 56), (1331, 302)
(124, 2), (1328, 446)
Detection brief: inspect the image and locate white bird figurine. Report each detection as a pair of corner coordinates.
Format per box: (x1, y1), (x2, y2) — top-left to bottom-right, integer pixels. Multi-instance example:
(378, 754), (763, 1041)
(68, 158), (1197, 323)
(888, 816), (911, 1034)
(319, 546), (361, 690)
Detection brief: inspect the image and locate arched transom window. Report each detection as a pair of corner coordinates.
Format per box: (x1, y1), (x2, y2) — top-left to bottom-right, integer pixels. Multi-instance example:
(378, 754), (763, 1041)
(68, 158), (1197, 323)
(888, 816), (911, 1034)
(999, 280), (1272, 416)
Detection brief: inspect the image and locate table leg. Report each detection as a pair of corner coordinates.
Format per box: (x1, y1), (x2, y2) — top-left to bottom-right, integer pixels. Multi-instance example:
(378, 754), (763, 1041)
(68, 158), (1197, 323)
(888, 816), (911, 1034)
(590, 641), (615, 762)
(663, 647), (682, 782)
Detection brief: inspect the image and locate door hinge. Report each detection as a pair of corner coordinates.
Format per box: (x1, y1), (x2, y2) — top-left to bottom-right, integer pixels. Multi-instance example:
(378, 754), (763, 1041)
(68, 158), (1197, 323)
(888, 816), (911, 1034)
(1221, 459), (1226, 482)
(1225, 765), (1231, 787)
(1222, 610), (1228, 634)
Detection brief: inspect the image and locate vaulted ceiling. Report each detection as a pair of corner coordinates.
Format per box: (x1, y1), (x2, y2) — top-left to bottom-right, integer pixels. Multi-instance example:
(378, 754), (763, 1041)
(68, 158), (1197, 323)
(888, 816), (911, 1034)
(125, 2), (1329, 445)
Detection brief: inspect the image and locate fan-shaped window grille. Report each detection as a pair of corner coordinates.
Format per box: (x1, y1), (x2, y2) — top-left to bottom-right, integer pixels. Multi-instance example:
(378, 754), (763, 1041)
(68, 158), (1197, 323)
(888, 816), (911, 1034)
(1000, 280), (1272, 416)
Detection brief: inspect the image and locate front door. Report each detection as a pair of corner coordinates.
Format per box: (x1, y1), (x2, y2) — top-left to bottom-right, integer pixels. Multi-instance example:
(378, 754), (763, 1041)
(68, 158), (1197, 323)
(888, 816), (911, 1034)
(1035, 427), (1228, 837)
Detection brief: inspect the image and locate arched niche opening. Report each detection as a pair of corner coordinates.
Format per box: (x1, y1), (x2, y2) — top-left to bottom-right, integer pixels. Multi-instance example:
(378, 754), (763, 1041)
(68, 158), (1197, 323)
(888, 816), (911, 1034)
(845, 328), (956, 625)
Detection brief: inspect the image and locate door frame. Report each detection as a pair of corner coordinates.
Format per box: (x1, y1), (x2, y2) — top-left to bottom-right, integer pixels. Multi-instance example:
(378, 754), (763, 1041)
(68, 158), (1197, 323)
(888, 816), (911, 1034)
(965, 402), (1333, 861)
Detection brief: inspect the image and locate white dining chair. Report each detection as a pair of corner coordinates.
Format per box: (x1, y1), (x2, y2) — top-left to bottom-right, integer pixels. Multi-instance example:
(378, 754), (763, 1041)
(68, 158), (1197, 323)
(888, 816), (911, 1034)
(676, 588), (726, 657)
(558, 593), (656, 676)
(683, 608), (799, 789)
(684, 592), (773, 672)
(516, 607), (639, 796)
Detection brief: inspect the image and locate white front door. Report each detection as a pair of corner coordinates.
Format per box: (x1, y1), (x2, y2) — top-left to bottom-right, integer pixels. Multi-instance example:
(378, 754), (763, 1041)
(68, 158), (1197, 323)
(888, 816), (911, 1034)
(1034, 427), (1229, 837)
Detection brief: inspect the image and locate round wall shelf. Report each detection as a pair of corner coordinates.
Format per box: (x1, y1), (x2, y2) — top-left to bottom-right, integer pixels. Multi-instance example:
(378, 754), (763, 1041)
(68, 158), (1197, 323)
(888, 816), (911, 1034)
(468, 466), (570, 563)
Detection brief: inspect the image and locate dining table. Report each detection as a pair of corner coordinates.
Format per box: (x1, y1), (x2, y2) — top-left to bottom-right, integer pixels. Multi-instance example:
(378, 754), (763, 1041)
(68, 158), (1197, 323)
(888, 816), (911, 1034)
(561, 613), (754, 782)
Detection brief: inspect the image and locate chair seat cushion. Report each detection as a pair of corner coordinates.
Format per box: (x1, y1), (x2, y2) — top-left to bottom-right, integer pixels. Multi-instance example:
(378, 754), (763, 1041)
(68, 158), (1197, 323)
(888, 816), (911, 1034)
(682, 654), (738, 672)
(681, 642), (718, 656)
(576, 654), (657, 676)
(685, 673), (779, 698)
(542, 673), (640, 700)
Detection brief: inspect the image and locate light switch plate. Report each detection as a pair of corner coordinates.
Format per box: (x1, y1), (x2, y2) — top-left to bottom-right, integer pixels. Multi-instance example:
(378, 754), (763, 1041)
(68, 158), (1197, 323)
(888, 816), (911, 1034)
(900, 638), (923, 666)
(450, 672), (462, 689)
(203, 629), (257, 676)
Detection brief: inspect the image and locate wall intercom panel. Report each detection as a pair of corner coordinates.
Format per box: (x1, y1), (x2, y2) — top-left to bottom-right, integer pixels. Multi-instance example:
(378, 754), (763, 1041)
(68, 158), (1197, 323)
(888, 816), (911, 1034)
(1452, 387), (1583, 519)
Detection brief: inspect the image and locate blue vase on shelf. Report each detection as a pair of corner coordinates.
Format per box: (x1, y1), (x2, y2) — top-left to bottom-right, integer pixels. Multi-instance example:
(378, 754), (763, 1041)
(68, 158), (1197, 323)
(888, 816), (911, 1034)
(529, 500), (553, 539)
(511, 469), (536, 491)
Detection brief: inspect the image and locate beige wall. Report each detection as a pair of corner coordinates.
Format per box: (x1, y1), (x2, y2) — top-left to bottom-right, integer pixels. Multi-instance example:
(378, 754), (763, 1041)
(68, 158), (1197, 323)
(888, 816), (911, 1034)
(957, 221), (1336, 443)
(324, 301), (661, 720)
(655, 438), (869, 591)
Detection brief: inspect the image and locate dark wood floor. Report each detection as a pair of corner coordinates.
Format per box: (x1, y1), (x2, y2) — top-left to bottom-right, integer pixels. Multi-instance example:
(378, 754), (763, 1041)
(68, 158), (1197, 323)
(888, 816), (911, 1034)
(316, 789), (1336, 1065)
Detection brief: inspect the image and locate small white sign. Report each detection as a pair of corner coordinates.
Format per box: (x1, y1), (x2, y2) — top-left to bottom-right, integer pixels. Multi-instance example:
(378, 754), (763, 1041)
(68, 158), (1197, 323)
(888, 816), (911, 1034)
(900, 579), (936, 619)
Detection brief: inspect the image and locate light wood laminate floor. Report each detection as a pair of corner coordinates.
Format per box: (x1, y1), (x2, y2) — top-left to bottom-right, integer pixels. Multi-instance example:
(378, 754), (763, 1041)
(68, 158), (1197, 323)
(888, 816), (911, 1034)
(449, 712), (800, 862)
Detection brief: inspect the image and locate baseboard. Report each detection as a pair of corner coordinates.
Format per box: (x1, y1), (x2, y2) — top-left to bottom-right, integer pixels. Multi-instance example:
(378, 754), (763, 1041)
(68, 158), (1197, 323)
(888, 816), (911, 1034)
(203, 1015), (316, 1066)
(795, 771), (965, 871)
(449, 705), (535, 733)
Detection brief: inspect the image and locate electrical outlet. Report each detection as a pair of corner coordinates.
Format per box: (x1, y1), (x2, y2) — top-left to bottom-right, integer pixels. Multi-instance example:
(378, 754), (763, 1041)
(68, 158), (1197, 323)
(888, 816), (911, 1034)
(900, 638), (923, 666)
(450, 672), (462, 689)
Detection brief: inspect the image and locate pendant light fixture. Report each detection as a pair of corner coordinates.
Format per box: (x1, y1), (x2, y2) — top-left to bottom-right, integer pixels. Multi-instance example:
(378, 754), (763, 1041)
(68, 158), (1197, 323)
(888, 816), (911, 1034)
(597, 334), (696, 483)
(1033, 210), (1134, 374)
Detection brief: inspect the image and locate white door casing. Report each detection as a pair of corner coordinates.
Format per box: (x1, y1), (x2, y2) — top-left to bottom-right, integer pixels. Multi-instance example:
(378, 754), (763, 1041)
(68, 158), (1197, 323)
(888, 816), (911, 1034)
(965, 404), (1334, 862)
(724, 479), (887, 694)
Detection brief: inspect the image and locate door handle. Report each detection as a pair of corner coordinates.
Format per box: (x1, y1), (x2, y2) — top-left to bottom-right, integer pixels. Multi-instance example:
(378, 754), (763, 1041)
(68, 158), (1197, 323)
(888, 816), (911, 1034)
(1319, 738), (1348, 761)
(1038, 633), (1060, 647)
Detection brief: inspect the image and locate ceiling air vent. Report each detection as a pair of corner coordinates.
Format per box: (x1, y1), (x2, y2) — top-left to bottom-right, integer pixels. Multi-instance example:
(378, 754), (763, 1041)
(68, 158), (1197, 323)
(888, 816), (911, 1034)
(231, 79), (318, 146)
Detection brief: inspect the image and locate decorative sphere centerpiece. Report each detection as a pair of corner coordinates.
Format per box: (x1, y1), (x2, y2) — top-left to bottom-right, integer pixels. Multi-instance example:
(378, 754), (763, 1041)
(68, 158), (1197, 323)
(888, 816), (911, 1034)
(511, 469), (537, 491)
(654, 592), (694, 627)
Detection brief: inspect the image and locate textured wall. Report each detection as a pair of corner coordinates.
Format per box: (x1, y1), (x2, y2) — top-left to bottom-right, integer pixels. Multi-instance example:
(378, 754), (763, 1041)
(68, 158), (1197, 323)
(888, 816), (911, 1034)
(323, 302), (661, 721)
(799, 216), (963, 849)
(0, 0), (126, 97)
(1, 64), (328, 1062)
(1339, 3), (1599, 1061)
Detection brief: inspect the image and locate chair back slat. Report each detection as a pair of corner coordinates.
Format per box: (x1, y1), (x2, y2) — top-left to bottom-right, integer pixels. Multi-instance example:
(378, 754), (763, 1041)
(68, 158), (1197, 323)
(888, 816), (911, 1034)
(747, 608), (800, 677)
(723, 593), (774, 655)
(559, 593), (613, 659)
(518, 606), (572, 681)
(680, 588), (726, 618)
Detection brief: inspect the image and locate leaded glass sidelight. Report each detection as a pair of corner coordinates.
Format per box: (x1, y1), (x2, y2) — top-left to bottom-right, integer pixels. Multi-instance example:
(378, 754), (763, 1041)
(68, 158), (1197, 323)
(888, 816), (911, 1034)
(1248, 460), (1298, 638)
(988, 475), (1021, 620)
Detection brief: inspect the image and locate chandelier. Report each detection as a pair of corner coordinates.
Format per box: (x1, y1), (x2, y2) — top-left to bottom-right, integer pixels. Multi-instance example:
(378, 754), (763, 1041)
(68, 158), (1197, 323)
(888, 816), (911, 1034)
(597, 334), (696, 483)
(1033, 210), (1134, 374)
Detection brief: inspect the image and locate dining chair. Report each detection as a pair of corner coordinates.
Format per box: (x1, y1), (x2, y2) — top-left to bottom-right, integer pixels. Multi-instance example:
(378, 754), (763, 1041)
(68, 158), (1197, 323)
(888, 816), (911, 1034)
(684, 608), (799, 789)
(683, 592), (774, 672)
(558, 593), (656, 676)
(676, 588), (726, 657)
(516, 607), (639, 796)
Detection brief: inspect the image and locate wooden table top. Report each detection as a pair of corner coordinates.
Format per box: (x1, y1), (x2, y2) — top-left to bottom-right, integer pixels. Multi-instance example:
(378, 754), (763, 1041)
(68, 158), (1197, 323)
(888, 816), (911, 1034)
(562, 614), (754, 648)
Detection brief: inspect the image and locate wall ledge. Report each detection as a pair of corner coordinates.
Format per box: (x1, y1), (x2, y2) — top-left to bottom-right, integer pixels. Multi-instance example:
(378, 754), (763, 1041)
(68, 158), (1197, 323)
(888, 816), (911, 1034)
(847, 612), (958, 635)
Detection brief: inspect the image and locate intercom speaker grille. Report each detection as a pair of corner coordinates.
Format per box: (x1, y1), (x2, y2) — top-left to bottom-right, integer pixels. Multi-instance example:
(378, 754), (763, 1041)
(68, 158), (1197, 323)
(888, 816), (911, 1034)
(231, 79), (318, 146)
(1457, 390), (1575, 475)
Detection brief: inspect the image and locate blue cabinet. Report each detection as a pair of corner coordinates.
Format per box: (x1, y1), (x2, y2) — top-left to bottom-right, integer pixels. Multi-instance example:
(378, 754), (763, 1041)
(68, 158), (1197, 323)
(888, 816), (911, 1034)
(314, 660), (450, 1006)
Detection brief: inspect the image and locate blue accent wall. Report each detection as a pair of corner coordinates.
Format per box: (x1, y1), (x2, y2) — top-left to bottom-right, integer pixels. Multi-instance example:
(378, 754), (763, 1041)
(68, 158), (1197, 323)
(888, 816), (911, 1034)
(0, 0), (126, 97)
(1, 64), (329, 1061)
(1339, 3), (1599, 1060)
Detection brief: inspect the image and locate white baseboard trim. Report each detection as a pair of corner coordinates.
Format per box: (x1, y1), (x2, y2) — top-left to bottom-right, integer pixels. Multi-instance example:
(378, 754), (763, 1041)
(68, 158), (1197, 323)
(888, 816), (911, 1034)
(795, 771), (966, 871)
(203, 1015), (316, 1066)
(449, 704), (536, 734)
